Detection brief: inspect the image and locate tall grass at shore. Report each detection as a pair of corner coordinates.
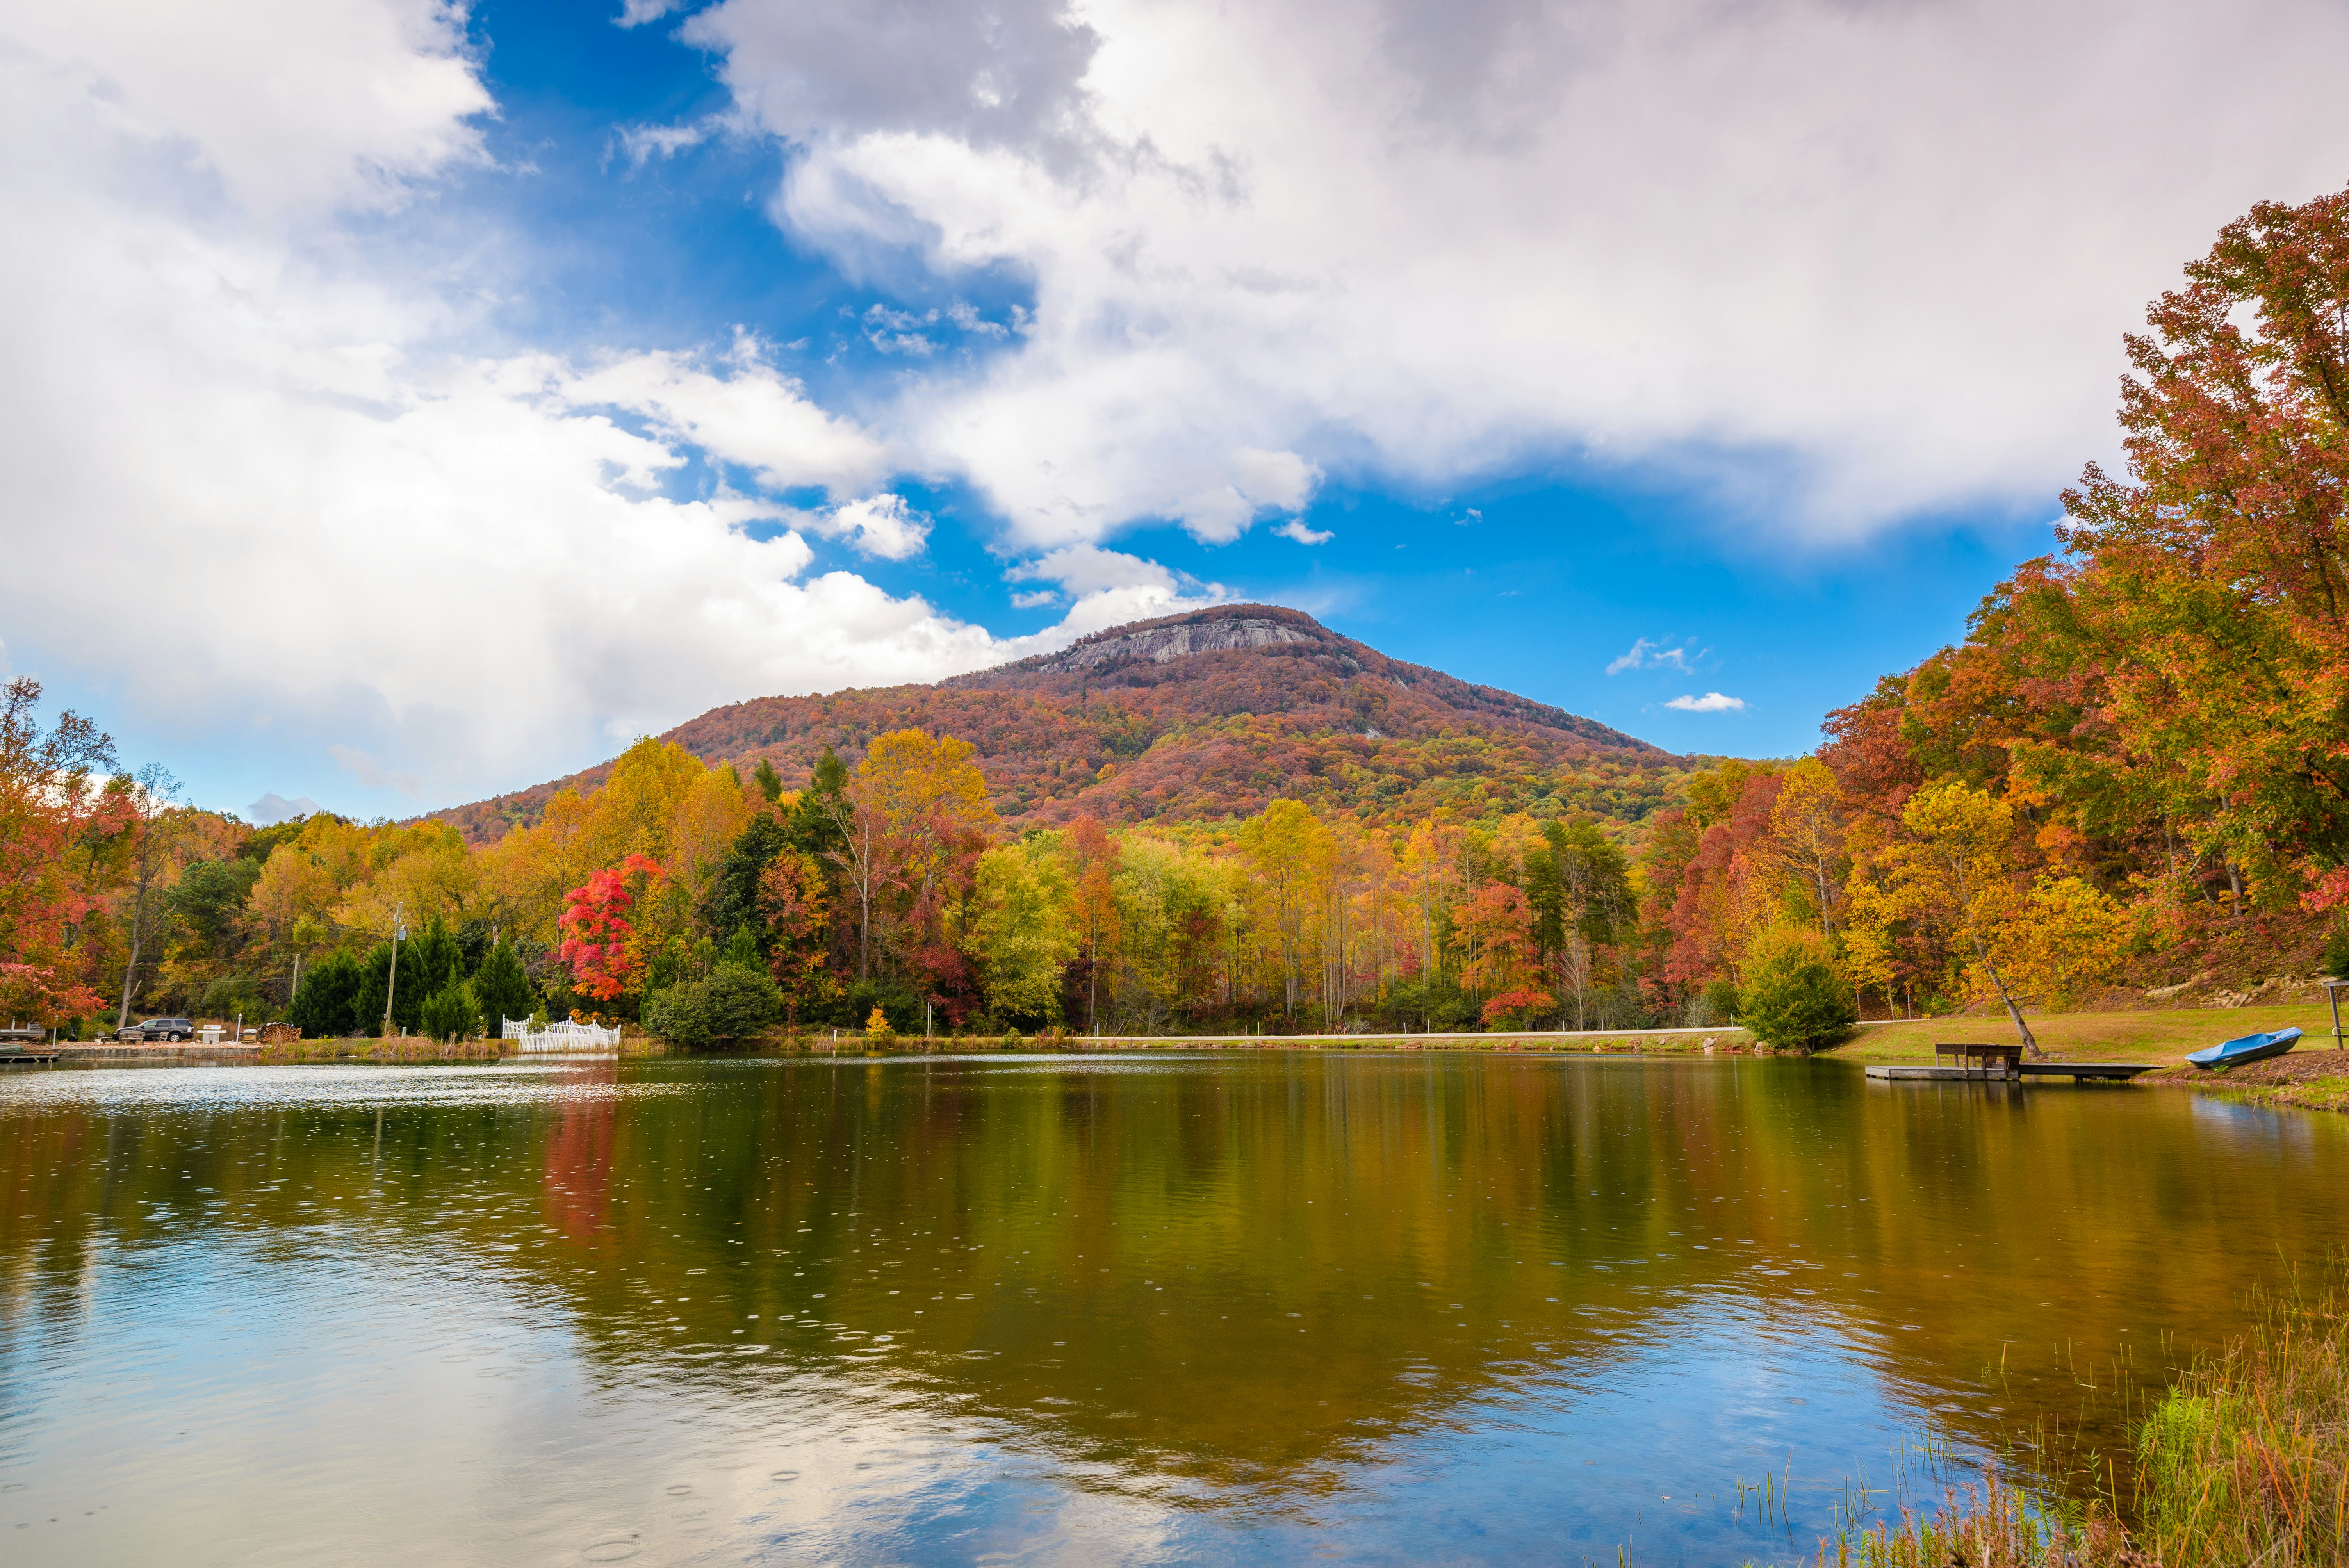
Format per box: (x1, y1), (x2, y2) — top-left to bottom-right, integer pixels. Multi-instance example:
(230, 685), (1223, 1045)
(1789, 1267), (2349, 1566)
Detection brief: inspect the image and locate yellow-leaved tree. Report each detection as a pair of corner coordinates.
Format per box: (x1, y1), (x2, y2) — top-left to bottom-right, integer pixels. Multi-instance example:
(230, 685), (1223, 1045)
(966, 842), (1076, 1024)
(1239, 799), (1331, 1018)
(829, 730), (995, 980)
(1853, 780), (2127, 1057)
(1766, 757), (1847, 938)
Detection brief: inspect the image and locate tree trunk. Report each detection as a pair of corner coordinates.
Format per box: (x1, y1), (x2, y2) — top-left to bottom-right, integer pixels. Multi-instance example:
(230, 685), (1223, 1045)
(115, 840), (158, 1029)
(1971, 935), (2043, 1058)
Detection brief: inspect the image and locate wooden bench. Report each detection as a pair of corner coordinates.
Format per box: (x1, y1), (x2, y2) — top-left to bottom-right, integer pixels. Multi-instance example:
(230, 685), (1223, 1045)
(1936, 1042), (2023, 1079)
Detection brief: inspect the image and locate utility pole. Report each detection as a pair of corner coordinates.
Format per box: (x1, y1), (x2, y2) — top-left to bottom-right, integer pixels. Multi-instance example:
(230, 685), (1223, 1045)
(383, 901), (405, 1035)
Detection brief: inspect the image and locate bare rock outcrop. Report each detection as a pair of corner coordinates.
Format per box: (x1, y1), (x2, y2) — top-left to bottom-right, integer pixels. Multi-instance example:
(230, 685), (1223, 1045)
(1039, 616), (1315, 672)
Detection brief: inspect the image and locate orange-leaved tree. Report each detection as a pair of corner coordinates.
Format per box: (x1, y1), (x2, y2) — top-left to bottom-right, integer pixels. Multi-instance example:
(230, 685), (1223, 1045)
(0, 677), (121, 1023)
(757, 847), (832, 1021)
(1453, 880), (1537, 1017)
(2058, 183), (2349, 902)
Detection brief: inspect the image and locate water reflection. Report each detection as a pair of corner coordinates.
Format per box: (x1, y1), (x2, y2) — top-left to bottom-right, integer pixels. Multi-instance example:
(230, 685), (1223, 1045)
(4, 1055), (2347, 1565)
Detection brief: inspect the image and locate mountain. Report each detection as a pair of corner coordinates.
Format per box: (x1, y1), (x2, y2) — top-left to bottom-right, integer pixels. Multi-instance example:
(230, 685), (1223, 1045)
(433, 605), (1692, 842)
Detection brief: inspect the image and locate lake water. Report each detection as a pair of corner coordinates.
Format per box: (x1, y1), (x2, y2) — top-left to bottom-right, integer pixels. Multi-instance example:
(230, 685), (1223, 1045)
(5, 1053), (2347, 1566)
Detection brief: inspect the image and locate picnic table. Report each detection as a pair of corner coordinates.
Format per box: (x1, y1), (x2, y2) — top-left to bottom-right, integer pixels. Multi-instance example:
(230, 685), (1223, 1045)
(1935, 1042), (2023, 1079)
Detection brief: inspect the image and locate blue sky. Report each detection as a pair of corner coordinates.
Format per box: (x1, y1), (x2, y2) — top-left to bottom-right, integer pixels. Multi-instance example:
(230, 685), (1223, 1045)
(6, 0), (2345, 822)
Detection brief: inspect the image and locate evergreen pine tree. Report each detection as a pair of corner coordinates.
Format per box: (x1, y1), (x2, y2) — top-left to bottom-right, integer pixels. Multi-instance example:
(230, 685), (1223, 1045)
(409, 915), (464, 992)
(287, 950), (364, 1038)
(351, 939), (431, 1035)
(419, 978), (478, 1043)
(471, 942), (535, 1037)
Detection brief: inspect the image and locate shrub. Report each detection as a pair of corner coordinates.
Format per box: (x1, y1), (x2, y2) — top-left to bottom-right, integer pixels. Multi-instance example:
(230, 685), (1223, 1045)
(1479, 987), (1555, 1030)
(643, 962), (781, 1049)
(418, 978), (478, 1043)
(1739, 926), (1857, 1051)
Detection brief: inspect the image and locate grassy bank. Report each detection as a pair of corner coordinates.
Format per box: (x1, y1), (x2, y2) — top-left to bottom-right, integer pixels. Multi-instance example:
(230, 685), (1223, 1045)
(1787, 1268), (2349, 1567)
(745, 1026), (1759, 1057)
(1827, 1003), (2348, 1069)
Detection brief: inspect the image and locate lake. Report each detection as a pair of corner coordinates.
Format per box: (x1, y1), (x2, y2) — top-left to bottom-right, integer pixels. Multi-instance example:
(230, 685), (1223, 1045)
(4, 1053), (2345, 1565)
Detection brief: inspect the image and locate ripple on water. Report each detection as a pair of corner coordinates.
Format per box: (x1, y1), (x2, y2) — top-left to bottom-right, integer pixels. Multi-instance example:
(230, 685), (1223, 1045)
(0, 1064), (688, 1114)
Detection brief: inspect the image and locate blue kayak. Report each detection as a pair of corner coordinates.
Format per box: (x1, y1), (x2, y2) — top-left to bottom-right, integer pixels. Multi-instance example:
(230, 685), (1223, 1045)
(2186, 1026), (2302, 1069)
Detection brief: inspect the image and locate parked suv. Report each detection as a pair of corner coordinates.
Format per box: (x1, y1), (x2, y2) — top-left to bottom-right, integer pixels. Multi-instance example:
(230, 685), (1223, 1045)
(117, 1016), (194, 1042)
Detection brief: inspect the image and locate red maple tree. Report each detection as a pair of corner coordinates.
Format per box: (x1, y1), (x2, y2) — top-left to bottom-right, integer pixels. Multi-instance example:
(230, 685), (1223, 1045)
(558, 853), (664, 1001)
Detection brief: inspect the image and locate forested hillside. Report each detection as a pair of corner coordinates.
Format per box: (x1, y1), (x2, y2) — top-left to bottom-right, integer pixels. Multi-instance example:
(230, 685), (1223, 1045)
(432, 605), (1688, 845)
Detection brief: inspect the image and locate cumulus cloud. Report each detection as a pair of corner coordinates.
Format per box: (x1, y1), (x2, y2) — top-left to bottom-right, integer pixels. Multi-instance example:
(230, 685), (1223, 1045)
(557, 336), (889, 496)
(684, 0), (1098, 156)
(0, 3), (1105, 808)
(1004, 544), (1226, 633)
(1274, 519), (1333, 545)
(693, 0), (2349, 541)
(1607, 638), (1698, 676)
(615, 0), (690, 29)
(817, 494), (932, 559)
(1665, 692), (1746, 713)
(8, 0), (491, 216)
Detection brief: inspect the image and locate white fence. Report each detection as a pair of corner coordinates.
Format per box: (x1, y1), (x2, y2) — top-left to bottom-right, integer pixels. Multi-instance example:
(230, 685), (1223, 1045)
(502, 1016), (622, 1052)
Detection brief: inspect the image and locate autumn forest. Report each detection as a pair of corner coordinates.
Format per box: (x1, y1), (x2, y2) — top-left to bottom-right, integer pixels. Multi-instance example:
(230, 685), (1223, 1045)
(5, 184), (2349, 1051)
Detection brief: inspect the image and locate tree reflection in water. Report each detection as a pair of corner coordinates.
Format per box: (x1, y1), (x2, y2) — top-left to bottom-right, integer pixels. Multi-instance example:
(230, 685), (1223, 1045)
(4, 1055), (2347, 1564)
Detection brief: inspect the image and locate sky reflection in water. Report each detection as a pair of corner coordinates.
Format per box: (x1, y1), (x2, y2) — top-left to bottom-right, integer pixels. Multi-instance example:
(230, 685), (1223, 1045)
(5, 1054), (2348, 1565)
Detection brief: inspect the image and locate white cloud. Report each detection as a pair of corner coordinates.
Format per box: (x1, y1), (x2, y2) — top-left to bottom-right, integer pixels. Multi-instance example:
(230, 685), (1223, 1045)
(692, 0), (2349, 542)
(1009, 589), (1059, 609)
(682, 0), (1098, 155)
(817, 494), (932, 559)
(615, 118), (718, 166)
(1004, 544), (1226, 634)
(615, 0), (690, 29)
(1607, 638), (1697, 676)
(0, 5), (1111, 808)
(557, 336), (889, 497)
(8, 0), (491, 216)
(1665, 692), (1746, 713)
(1274, 519), (1333, 545)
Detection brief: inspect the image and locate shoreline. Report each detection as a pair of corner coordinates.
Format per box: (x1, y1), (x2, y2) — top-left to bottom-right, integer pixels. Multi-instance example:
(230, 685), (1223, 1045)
(13, 1028), (1762, 1069)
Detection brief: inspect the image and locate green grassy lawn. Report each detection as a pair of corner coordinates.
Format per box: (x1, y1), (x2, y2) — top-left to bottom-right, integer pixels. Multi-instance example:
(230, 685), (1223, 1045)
(1825, 1002), (2349, 1067)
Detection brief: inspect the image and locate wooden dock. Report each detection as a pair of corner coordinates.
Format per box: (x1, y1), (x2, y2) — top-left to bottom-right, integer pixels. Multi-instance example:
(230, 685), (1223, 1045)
(1866, 1062), (2157, 1083)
